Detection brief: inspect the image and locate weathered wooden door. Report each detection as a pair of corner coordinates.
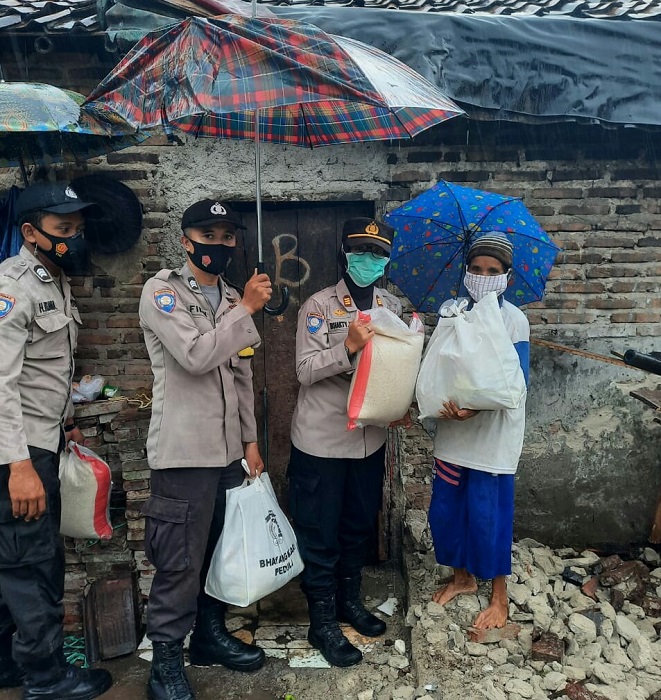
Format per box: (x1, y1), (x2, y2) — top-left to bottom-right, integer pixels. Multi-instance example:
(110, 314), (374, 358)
(228, 201), (374, 503)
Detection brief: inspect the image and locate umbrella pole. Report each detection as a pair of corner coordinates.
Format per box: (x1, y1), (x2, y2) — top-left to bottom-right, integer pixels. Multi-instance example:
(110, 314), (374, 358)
(18, 155), (29, 188)
(255, 107), (264, 269)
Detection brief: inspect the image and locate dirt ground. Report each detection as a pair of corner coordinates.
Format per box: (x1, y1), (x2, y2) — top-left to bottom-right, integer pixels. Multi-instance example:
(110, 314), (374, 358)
(0, 566), (409, 700)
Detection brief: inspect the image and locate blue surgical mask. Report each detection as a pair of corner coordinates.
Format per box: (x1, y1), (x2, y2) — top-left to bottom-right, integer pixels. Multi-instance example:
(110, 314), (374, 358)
(346, 252), (389, 287)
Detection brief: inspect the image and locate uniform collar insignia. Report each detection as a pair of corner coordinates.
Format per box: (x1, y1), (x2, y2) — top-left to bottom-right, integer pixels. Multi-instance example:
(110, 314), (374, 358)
(376, 295), (383, 306)
(187, 276), (200, 292)
(33, 265), (52, 282)
(343, 294), (352, 308)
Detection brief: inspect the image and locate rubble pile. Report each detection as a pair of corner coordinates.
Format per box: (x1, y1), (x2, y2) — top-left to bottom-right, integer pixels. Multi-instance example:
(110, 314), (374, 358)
(406, 540), (661, 700)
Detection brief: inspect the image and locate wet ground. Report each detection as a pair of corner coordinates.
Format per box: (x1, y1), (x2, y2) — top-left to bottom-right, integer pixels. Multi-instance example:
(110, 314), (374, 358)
(0, 566), (407, 700)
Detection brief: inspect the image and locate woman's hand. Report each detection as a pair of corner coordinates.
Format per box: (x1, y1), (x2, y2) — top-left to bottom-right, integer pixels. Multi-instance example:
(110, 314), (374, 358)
(438, 401), (480, 421)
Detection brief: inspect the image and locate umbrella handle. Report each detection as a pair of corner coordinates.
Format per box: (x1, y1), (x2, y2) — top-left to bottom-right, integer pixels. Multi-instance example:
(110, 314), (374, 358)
(257, 261), (290, 316)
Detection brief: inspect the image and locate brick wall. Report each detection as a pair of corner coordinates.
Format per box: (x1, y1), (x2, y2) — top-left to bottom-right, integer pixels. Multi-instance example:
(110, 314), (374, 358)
(2, 47), (661, 622)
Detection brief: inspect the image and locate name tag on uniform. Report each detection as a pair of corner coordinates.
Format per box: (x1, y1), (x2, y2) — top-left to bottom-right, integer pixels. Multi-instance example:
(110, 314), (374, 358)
(38, 300), (57, 314)
(189, 304), (208, 317)
(328, 320), (349, 333)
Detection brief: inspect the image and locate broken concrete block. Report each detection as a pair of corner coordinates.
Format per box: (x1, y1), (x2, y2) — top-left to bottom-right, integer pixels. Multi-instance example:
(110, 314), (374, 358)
(531, 631), (564, 663)
(564, 681), (609, 700)
(581, 576), (599, 600)
(610, 589), (625, 611)
(466, 623), (521, 644)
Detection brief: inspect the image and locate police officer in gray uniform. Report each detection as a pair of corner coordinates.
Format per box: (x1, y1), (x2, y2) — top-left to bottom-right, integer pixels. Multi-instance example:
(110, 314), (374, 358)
(289, 218), (406, 668)
(139, 200), (272, 700)
(0, 182), (112, 699)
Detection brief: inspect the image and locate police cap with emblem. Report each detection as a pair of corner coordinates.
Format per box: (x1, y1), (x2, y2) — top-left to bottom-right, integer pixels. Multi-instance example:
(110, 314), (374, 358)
(15, 182), (94, 221)
(181, 199), (247, 230)
(342, 217), (394, 254)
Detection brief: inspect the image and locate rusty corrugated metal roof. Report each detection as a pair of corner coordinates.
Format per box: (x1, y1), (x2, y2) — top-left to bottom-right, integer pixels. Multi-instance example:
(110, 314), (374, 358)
(1, 0), (661, 36)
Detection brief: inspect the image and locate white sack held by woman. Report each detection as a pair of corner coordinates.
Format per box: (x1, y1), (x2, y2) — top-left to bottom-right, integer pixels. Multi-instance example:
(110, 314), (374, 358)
(347, 307), (424, 429)
(416, 292), (526, 418)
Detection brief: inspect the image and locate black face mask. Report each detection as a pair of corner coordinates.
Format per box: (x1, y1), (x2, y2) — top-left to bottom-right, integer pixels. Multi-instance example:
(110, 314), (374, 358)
(36, 228), (89, 275)
(186, 238), (234, 276)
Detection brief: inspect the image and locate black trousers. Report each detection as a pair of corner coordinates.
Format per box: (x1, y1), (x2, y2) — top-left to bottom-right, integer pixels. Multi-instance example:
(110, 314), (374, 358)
(0, 447), (64, 665)
(143, 461), (244, 643)
(288, 444), (385, 598)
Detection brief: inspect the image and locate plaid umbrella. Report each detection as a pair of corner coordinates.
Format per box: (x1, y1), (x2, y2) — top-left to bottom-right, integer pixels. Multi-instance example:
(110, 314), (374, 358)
(84, 15), (463, 146)
(0, 82), (144, 181)
(84, 14), (463, 314)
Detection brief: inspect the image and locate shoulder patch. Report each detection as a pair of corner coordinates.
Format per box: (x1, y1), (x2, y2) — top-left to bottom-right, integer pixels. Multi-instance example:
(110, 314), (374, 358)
(306, 312), (324, 335)
(154, 289), (176, 313)
(0, 293), (15, 319)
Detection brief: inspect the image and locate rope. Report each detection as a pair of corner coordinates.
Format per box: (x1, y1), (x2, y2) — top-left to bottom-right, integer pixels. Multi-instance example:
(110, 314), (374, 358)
(63, 635), (89, 668)
(108, 390), (152, 409)
(530, 337), (643, 370)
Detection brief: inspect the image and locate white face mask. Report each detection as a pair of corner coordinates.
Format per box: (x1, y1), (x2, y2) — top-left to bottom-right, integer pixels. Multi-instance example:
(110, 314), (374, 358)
(463, 271), (509, 301)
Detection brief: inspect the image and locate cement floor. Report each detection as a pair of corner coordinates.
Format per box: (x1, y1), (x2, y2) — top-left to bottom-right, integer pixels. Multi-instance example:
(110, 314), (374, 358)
(0, 566), (406, 700)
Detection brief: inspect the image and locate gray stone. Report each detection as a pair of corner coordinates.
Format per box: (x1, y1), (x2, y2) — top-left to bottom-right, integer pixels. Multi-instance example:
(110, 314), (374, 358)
(466, 642), (488, 657)
(642, 547), (661, 566)
(627, 636), (653, 669)
(358, 691), (374, 700)
(600, 601), (617, 620)
(568, 612), (597, 644)
(563, 665), (587, 681)
(615, 614), (641, 642)
(478, 680), (507, 700)
(392, 687), (415, 700)
(504, 679), (534, 698)
(592, 661), (626, 685)
(388, 655), (410, 670)
(508, 583), (531, 608)
(394, 639), (406, 655)
(532, 548), (565, 577)
(603, 643), (633, 670)
(487, 647), (509, 666)
(541, 671), (567, 691)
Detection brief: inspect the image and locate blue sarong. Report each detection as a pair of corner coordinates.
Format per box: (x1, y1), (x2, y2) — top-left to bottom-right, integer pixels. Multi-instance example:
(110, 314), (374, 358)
(428, 458), (514, 580)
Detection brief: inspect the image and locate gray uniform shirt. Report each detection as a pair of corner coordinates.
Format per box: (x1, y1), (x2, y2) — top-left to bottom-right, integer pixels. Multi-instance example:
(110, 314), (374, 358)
(139, 263), (260, 470)
(290, 279), (401, 459)
(0, 246), (80, 464)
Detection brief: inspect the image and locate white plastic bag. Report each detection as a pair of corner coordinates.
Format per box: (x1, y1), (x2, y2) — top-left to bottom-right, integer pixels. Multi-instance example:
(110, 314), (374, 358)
(59, 442), (113, 540)
(72, 374), (105, 403)
(347, 308), (424, 429)
(205, 465), (304, 607)
(416, 292), (526, 418)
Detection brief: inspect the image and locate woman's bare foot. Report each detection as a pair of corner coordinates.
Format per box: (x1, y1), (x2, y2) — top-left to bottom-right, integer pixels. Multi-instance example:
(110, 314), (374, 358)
(431, 568), (477, 605)
(473, 576), (508, 629)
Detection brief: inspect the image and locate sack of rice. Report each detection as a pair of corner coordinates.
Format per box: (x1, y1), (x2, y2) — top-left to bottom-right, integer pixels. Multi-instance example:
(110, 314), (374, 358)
(416, 292), (526, 418)
(59, 442), (113, 540)
(347, 308), (424, 429)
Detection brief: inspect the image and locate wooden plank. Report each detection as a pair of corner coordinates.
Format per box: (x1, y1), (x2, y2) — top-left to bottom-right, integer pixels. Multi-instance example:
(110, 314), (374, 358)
(630, 387), (661, 411)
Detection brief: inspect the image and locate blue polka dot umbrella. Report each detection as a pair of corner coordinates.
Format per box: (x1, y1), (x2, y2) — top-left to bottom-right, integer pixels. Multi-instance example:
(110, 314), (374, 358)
(385, 180), (562, 311)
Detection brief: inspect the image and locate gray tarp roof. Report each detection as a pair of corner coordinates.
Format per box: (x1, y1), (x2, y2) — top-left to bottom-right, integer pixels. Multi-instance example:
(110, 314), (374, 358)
(103, 5), (661, 127)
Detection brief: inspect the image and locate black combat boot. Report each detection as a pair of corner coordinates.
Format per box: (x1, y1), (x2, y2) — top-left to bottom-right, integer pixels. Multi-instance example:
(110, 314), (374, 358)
(189, 600), (264, 672)
(336, 575), (387, 637)
(148, 640), (194, 700)
(0, 628), (23, 688)
(307, 595), (362, 668)
(23, 648), (112, 700)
